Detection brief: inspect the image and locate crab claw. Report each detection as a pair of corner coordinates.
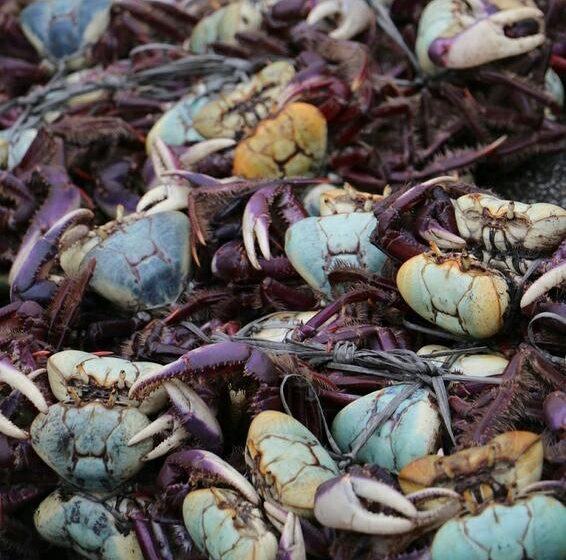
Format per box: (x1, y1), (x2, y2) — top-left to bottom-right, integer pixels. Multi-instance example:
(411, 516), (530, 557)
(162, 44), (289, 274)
(149, 137), (181, 178)
(128, 341), (277, 400)
(278, 511), (306, 560)
(521, 262), (566, 308)
(314, 474), (420, 534)
(0, 359), (48, 439)
(128, 380), (222, 460)
(421, 3), (545, 72)
(158, 449), (260, 506)
(243, 189), (274, 270)
(179, 138), (236, 169)
(243, 185), (308, 270)
(307, 0), (373, 40)
(136, 183), (191, 214)
(138, 138), (237, 215)
(10, 208), (93, 303)
(138, 137), (189, 215)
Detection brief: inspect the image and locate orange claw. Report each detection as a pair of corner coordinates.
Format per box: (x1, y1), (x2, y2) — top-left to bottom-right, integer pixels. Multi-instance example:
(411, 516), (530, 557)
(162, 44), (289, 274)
(233, 102), (327, 179)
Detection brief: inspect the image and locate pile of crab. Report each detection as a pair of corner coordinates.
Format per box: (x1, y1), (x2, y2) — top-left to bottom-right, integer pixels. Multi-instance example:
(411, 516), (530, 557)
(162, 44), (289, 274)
(0, 0), (565, 559)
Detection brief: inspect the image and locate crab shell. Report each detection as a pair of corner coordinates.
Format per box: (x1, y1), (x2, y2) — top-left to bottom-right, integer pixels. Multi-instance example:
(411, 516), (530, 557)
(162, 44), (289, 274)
(417, 345), (509, 377)
(0, 127), (39, 170)
(20, 0), (111, 68)
(397, 252), (510, 339)
(245, 411), (339, 517)
(285, 212), (387, 297)
(183, 488), (278, 560)
(431, 495), (566, 560)
(60, 211), (191, 312)
(146, 91), (208, 151)
(31, 402), (152, 493)
(193, 61), (296, 140)
(233, 102), (327, 179)
(332, 385), (442, 472)
(453, 194), (566, 254)
(246, 311), (319, 342)
(398, 431), (543, 498)
(35, 490), (144, 560)
(319, 185), (388, 216)
(47, 350), (167, 413)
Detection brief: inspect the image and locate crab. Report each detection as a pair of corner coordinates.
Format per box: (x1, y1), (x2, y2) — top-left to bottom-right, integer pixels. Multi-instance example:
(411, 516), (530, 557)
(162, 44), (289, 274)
(16, 0), (196, 72)
(9, 201), (191, 312)
(369, 177), (566, 338)
(157, 448), (291, 560)
(397, 431), (566, 559)
(0, 350), (226, 556)
(156, 412), (340, 559)
(416, 0), (546, 74)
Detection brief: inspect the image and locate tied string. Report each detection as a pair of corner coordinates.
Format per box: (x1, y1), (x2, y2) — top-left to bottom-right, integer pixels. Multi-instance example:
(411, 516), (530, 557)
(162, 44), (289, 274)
(230, 332), (503, 452)
(0, 54), (253, 140)
(162, 322), (503, 461)
(332, 340), (356, 364)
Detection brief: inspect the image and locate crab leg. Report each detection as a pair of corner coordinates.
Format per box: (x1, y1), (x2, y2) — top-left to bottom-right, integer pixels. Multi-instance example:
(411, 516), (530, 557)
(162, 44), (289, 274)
(10, 168), (82, 288)
(158, 449), (260, 506)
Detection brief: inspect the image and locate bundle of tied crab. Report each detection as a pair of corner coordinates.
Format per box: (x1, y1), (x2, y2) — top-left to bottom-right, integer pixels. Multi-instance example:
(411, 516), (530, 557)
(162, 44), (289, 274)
(0, 0), (564, 558)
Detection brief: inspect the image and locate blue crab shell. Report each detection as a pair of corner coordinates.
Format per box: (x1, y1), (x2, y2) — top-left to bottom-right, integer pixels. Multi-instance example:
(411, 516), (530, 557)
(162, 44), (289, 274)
(285, 212), (387, 297)
(30, 402), (152, 493)
(81, 211), (191, 311)
(183, 488), (278, 560)
(432, 495), (566, 560)
(20, 0), (111, 63)
(146, 94), (207, 150)
(35, 490), (144, 560)
(331, 384), (442, 472)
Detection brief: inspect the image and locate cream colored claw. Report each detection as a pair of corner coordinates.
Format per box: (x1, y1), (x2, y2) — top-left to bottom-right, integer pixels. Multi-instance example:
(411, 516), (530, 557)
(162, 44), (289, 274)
(128, 380), (222, 461)
(179, 138), (236, 168)
(139, 137), (237, 215)
(242, 205), (271, 270)
(127, 412), (186, 461)
(279, 511), (306, 560)
(139, 136), (191, 215)
(307, 0), (373, 40)
(136, 183), (191, 215)
(0, 360), (48, 439)
(314, 474), (418, 534)
(443, 7), (545, 69)
(521, 262), (566, 308)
